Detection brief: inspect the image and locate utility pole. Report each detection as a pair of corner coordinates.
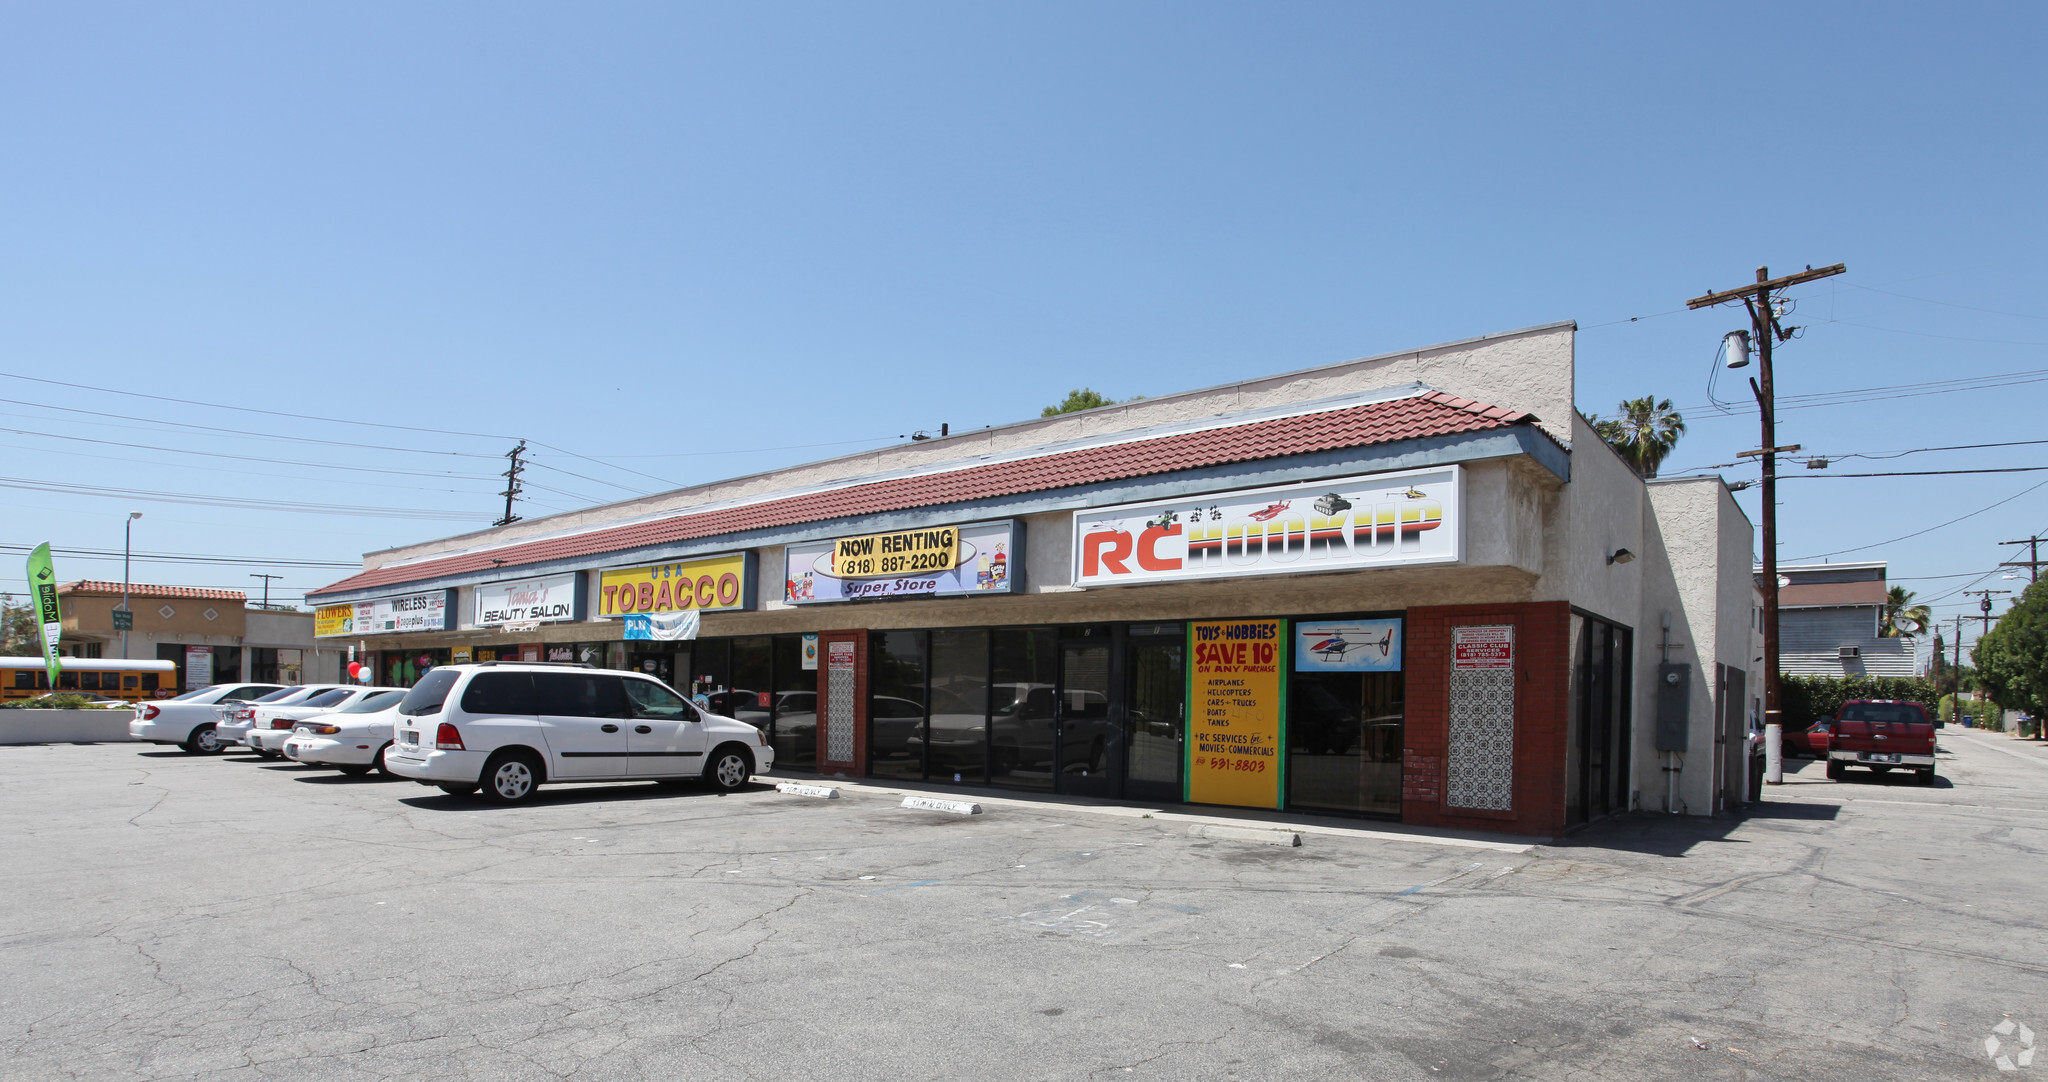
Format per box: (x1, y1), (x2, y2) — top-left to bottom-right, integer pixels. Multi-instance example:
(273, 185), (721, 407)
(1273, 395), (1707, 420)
(1688, 262), (1847, 786)
(2000, 536), (2045, 584)
(1951, 614), (1965, 724)
(249, 573), (283, 610)
(121, 512), (141, 659)
(1965, 589), (2010, 638)
(495, 441), (528, 527)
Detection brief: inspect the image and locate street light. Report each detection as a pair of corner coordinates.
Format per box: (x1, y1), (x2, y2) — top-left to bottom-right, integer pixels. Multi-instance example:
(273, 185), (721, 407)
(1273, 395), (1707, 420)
(121, 512), (141, 659)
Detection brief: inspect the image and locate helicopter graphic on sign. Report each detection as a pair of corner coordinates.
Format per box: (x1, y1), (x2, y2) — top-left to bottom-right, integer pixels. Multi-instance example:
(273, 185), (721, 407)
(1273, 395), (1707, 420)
(1295, 619), (1404, 673)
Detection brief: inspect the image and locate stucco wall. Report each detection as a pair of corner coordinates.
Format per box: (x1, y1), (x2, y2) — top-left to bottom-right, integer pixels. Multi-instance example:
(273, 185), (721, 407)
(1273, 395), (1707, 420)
(1, 708), (136, 745)
(1634, 477), (1754, 815)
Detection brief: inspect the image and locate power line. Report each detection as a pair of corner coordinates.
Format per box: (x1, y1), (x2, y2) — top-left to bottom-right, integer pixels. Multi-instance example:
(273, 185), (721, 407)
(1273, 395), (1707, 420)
(6, 395), (504, 458)
(0, 439), (501, 496)
(1842, 282), (2048, 323)
(1780, 466), (2048, 478)
(0, 475), (495, 521)
(1784, 477), (2048, 562)
(1678, 365), (2048, 418)
(0, 543), (359, 568)
(0, 369), (520, 444)
(0, 424), (501, 481)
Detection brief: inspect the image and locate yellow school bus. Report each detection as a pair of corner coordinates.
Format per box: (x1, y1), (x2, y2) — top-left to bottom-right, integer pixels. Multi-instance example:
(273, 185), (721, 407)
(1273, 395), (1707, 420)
(0, 657), (181, 702)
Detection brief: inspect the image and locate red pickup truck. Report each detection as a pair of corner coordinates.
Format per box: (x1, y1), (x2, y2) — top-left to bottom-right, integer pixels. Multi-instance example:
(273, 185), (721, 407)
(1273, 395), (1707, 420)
(1826, 699), (1938, 785)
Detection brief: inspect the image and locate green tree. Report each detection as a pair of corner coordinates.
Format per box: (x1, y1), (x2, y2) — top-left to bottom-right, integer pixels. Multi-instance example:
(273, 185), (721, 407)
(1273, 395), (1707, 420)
(1, 593), (39, 656)
(1590, 396), (1686, 478)
(1880, 586), (1932, 638)
(1041, 388), (1117, 417)
(1975, 579), (2048, 726)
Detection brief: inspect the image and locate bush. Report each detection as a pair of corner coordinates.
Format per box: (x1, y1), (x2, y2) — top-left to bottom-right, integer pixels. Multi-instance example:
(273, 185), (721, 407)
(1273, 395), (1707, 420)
(0, 693), (103, 710)
(1778, 676), (1939, 728)
(1937, 694), (2003, 730)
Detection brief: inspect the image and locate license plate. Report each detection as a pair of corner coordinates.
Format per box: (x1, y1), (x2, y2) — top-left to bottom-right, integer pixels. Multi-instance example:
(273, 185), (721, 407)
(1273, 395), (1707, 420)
(400, 731), (416, 745)
(1860, 752), (1901, 763)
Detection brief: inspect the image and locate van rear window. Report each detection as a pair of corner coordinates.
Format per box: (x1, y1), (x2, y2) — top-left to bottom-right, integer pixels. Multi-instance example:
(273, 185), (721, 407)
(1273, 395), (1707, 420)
(1839, 703), (1928, 724)
(398, 669), (460, 716)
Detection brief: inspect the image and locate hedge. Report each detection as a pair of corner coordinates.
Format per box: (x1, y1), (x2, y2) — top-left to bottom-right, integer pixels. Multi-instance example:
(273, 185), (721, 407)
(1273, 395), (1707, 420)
(1778, 676), (1939, 728)
(1937, 694), (2003, 730)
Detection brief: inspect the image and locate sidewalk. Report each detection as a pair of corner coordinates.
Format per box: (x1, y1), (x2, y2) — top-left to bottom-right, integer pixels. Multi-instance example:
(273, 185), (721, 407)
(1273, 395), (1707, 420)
(1941, 725), (2048, 768)
(760, 771), (1536, 853)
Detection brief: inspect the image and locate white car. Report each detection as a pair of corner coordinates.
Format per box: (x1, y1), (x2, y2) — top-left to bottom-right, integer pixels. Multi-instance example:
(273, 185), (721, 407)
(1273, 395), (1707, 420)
(383, 662), (773, 804)
(246, 687), (401, 757)
(281, 689), (409, 775)
(217, 685), (351, 751)
(128, 682), (288, 753)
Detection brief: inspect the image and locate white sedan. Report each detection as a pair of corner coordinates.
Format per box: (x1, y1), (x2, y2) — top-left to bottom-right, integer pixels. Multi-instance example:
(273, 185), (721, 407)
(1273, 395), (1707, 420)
(245, 687), (401, 757)
(128, 682), (288, 753)
(282, 690), (408, 775)
(218, 685), (352, 751)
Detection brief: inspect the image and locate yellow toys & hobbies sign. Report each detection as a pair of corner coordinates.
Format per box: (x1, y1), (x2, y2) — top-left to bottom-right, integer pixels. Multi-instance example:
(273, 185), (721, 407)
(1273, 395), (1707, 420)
(1186, 618), (1285, 809)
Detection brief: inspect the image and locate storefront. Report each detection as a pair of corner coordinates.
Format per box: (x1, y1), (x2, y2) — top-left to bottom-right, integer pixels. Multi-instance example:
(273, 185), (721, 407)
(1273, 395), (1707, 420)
(308, 322), (1759, 835)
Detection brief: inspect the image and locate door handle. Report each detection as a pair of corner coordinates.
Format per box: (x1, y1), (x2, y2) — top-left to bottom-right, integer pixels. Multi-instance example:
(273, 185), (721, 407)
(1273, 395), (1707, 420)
(635, 725), (652, 734)
(601, 724), (619, 733)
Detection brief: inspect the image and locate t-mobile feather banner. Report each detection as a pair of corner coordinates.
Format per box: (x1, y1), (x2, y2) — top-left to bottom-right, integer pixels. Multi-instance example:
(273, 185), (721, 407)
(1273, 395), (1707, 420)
(26, 543), (62, 689)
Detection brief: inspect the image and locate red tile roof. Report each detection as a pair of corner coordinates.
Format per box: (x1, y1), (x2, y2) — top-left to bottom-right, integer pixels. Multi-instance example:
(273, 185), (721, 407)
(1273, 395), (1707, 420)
(59, 580), (248, 602)
(312, 389), (1539, 597)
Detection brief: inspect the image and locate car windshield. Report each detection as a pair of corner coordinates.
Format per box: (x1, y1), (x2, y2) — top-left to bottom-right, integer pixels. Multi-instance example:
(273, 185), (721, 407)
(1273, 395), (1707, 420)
(301, 689), (354, 708)
(1839, 703), (1928, 724)
(166, 687), (212, 702)
(338, 690), (405, 713)
(253, 687), (315, 704)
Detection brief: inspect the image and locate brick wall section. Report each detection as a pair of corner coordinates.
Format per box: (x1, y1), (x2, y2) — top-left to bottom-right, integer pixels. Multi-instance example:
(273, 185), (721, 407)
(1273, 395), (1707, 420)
(1402, 750), (1442, 804)
(1402, 601), (1572, 838)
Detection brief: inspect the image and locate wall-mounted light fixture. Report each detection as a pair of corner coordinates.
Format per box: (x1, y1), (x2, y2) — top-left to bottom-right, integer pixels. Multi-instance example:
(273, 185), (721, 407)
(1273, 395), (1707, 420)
(1608, 548), (1636, 565)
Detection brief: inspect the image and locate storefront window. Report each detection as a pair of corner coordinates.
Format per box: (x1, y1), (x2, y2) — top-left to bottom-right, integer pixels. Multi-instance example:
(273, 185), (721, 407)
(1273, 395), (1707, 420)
(990, 628), (1056, 790)
(770, 635), (817, 771)
(1288, 642), (1404, 817)
(869, 631), (926, 780)
(928, 629), (989, 784)
(732, 636), (772, 731)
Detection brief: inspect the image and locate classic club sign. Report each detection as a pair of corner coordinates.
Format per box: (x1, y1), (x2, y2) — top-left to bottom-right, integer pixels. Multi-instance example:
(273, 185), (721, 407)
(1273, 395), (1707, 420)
(1072, 467), (1461, 588)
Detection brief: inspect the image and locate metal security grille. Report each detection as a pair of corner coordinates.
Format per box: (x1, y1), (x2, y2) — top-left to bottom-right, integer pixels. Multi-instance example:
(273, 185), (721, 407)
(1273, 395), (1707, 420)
(1446, 665), (1515, 810)
(826, 660), (856, 764)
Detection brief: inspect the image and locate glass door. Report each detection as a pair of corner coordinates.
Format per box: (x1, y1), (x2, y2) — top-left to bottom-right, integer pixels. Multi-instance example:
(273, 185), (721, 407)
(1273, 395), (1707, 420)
(1123, 627), (1185, 803)
(1057, 636), (1121, 797)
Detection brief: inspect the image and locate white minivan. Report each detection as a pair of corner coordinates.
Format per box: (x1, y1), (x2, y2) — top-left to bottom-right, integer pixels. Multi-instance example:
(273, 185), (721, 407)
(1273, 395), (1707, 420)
(382, 662), (773, 804)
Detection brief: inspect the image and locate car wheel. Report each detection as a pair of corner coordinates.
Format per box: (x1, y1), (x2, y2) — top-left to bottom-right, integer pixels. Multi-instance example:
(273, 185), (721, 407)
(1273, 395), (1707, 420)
(1825, 760), (1843, 781)
(1918, 768), (1936, 786)
(480, 751), (542, 804)
(437, 783), (478, 797)
(1747, 756), (1764, 802)
(183, 724), (221, 754)
(371, 743), (393, 777)
(705, 744), (753, 792)
(337, 763), (372, 777)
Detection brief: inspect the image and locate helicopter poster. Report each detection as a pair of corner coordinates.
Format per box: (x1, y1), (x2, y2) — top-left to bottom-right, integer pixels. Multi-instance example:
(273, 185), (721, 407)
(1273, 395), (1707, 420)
(1295, 619), (1403, 673)
(1071, 466), (1460, 589)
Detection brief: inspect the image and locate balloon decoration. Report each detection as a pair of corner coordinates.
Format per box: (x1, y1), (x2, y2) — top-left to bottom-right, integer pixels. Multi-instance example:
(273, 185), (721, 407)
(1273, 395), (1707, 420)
(347, 662), (362, 678)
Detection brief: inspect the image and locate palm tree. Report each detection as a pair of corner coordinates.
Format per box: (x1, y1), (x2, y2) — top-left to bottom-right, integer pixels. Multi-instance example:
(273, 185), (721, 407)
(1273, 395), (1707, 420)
(1591, 397), (1686, 478)
(1881, 586), (1931, 638)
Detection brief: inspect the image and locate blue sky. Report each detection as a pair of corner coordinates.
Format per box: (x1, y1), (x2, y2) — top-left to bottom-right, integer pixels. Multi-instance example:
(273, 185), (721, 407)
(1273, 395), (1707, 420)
(3, 4), (2044, 652)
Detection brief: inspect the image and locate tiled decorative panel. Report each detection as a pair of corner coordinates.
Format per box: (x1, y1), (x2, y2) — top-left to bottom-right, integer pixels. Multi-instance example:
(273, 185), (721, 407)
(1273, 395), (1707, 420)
(825, 663), (856, 764)
(1446, 665), (1514, 810)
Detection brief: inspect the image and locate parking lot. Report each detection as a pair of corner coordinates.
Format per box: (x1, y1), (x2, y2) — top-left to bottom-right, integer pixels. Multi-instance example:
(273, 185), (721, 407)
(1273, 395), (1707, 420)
(3, 733), (2046, 1081)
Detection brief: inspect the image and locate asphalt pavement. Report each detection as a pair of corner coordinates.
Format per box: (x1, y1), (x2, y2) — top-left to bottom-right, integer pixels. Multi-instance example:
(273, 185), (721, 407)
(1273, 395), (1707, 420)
(2, 732), (2045, 1081)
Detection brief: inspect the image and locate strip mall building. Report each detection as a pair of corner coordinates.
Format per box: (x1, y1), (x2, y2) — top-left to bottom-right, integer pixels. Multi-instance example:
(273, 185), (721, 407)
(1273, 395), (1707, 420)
(308, 323), (1757, 836)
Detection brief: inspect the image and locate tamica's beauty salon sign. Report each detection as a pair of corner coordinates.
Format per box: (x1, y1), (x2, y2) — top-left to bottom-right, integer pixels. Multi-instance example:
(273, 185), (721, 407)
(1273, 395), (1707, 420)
(475, 574), (578, 627)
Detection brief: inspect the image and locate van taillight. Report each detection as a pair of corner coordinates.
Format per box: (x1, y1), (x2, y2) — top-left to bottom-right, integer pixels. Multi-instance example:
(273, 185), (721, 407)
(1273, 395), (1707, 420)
(435, 723), (464, 750)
